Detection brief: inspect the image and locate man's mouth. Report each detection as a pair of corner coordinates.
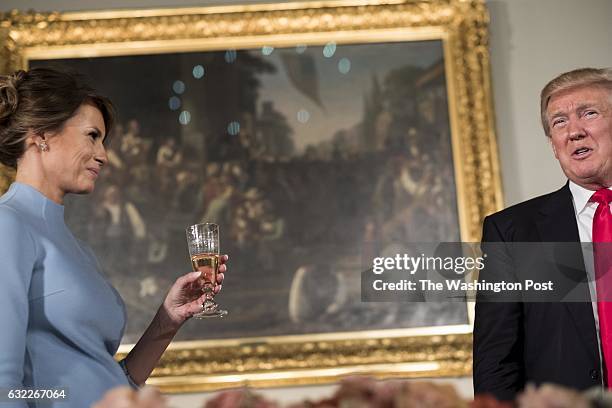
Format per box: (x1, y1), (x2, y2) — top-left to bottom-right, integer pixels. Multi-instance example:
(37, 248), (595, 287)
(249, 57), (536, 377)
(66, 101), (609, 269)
(572, 147), (593, 158)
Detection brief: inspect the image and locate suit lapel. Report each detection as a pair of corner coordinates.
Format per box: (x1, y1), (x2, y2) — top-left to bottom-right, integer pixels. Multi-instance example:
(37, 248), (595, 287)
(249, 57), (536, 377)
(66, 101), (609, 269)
(536, 182), (599, 357)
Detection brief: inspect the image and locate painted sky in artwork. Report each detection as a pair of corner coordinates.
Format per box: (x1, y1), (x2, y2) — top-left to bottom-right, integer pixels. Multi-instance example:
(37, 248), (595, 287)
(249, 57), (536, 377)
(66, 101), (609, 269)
(256, 40), (444, 152)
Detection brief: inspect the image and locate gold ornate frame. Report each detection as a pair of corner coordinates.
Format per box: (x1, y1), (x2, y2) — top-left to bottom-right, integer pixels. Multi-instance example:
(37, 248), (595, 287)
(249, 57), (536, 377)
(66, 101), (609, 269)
(0, 0), (502, 392)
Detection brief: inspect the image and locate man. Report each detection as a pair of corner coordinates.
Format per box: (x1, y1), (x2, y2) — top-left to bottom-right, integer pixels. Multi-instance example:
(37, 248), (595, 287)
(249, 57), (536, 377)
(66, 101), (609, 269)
(473, 67), (612, 400)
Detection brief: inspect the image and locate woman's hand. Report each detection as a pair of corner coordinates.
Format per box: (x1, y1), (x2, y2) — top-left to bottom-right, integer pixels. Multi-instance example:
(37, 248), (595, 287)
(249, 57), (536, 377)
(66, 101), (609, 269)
(159, 255), (228, 331)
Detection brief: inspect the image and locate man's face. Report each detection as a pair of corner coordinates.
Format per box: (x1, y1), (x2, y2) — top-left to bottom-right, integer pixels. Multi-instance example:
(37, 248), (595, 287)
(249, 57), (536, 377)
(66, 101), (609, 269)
(547, 85), (612, 189)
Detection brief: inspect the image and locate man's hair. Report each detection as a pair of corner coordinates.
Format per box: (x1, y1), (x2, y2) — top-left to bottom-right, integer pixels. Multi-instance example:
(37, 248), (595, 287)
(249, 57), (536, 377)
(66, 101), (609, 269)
(540, 67), (612, 137)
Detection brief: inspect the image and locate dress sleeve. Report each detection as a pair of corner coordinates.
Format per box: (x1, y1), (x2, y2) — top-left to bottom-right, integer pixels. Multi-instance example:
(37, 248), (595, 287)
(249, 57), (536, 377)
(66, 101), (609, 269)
(117, 359), (141, 390)
(0, 206), (36, 397)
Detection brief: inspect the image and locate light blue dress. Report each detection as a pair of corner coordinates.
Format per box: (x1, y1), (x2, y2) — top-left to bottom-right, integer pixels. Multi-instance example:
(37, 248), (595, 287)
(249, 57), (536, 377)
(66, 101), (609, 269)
(0, 182), (134, 407)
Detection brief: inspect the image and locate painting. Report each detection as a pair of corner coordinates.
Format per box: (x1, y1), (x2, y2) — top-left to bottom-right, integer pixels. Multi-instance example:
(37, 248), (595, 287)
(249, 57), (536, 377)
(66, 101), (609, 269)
(0, 0), (502, 391)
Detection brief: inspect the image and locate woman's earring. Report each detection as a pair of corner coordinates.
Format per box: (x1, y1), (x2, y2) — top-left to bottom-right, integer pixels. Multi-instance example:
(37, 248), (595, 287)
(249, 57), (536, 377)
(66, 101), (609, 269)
(38, 141), (49, 152)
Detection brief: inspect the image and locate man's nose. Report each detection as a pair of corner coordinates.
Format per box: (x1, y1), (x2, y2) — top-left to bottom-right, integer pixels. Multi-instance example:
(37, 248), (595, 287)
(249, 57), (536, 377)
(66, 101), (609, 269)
(567, 120), (586, 140)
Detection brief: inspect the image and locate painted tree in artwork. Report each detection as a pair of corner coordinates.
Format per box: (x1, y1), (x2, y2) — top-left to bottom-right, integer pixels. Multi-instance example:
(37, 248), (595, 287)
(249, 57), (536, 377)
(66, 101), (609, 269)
(186, 50), (278, 161)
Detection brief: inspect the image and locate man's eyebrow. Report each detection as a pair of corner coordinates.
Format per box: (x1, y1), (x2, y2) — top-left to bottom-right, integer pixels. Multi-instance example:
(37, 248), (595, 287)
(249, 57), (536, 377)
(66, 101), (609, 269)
(547, 110), (566, 121)
(548, 101), (602, 120)
(574, 101), (600, 112)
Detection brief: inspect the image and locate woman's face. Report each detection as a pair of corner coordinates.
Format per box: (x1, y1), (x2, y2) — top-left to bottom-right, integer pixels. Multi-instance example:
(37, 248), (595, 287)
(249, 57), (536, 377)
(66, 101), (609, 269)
(43, 103), (108, 198)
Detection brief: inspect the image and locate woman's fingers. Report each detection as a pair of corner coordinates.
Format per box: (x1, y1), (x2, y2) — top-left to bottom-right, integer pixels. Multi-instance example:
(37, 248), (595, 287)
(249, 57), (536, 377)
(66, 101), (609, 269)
(176, 271), (202, 287)
(218, 256), (228, 284)
(185, 293), (208, 317)
(137, 386), (168, 408)
(175, 255), (227, 303)
(92, 386), (137, 408)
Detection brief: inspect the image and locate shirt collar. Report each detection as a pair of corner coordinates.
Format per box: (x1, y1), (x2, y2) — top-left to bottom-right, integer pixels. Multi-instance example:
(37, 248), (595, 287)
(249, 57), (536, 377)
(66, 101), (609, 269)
(569, 180), (612, 214)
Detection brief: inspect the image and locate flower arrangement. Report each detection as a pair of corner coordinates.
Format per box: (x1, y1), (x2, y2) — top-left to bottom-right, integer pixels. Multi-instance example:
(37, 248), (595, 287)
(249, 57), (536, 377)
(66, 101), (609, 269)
(93, 377), (612, 408)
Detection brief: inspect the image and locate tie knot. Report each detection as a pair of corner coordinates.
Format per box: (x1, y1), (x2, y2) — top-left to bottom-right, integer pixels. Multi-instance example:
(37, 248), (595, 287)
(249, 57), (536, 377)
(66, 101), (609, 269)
(590, 188), (612, 205)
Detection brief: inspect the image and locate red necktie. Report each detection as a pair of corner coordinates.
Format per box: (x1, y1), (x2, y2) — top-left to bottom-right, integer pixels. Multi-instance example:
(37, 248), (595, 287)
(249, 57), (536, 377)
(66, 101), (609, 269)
(591, 188), (612, 387)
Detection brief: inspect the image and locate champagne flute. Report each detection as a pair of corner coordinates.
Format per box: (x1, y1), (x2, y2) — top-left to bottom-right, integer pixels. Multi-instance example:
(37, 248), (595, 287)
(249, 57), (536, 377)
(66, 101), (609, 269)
(186, 223), (228, 318)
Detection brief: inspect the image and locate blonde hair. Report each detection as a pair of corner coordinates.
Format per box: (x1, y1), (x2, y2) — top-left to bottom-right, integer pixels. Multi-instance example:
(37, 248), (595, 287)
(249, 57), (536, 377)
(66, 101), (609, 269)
(540, 67), (612, 137)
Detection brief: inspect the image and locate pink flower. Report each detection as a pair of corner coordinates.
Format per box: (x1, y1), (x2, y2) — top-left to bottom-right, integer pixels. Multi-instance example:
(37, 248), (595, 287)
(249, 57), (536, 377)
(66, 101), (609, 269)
(393, 381), (467, 408)
(204, 388), (279, 408)
(471, 394), (515, 408)
(516, 383), (590, 408)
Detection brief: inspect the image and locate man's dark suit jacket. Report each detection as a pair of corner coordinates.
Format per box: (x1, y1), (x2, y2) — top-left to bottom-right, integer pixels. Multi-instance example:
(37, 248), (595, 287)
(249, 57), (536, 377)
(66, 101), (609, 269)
(473, 183), (603, 401)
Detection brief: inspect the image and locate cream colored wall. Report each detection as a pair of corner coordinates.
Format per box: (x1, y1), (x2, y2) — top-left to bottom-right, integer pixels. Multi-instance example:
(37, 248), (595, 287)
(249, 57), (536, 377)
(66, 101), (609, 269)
(3, 0), (611, 404)
(487, 0), (612, 206)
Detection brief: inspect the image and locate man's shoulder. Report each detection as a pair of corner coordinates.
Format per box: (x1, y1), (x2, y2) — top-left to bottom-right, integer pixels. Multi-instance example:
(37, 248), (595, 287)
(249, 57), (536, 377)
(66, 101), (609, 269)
(489, 186), (566, 221)
(483, 184), (570, 239)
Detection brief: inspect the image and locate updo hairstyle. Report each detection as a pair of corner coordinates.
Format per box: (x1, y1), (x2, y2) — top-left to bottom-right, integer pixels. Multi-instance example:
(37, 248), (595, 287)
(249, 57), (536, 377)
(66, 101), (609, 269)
(0, 67), (115, 168)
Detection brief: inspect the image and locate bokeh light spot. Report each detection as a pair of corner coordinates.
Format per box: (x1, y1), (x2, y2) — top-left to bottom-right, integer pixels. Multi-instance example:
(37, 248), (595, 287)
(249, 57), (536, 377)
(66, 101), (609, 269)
(225, 50), (237, 63)
(338, 58), (351, 74)
(297, 109), (310, 123)
(323, 42), (336, 58)
(192, 65), (205, 79)
(168, 96), (181, 111)
(179, 111), (191, 125)
(227, 121), (240, 135)
(172, 80), (186, 94)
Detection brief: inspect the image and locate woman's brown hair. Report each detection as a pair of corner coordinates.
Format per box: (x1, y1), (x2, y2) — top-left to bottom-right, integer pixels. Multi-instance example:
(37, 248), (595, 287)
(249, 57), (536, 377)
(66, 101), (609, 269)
(0, 67), (115, 168)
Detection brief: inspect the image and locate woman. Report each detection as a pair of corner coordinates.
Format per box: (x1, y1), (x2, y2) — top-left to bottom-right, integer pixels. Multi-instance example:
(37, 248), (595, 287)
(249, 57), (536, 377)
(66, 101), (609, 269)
(0, 68), (227, 407)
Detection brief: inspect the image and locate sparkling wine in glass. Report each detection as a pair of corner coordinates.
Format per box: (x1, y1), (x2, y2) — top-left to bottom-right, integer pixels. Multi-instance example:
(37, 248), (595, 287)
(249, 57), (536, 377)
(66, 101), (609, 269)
(186, 223), (227, 318)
